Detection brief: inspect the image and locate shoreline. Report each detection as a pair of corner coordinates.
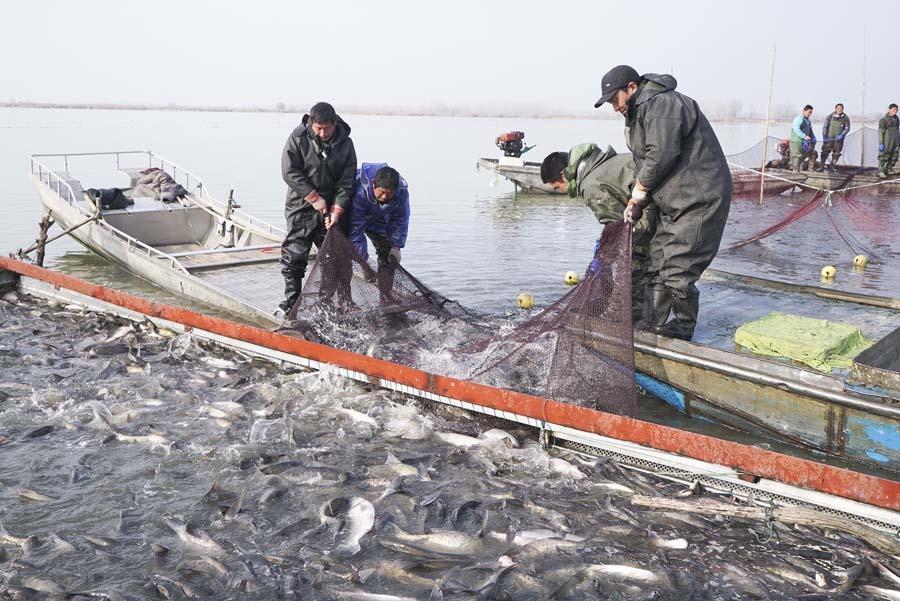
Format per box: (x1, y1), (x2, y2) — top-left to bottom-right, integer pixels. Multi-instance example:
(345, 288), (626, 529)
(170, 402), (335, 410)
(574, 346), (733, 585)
(0, 101), (786, 124)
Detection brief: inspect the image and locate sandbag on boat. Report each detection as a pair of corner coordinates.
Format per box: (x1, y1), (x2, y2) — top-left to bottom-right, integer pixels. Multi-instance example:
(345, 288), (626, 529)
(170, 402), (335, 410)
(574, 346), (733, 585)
(734, 311), (874, 372)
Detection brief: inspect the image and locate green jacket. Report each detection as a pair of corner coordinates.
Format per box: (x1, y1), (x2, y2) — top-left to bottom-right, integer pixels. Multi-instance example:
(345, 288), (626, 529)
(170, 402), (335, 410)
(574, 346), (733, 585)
(567, 143), (652, 238)
(823, 112), (850, 140)
(879, 114), (900, 149)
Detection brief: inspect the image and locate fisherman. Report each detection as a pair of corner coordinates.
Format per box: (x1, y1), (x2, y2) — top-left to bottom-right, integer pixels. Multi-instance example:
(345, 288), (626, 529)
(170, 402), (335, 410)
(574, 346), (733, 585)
(790, 105), (817, 172)
(764, 139), (791, 170)
(279, 102), (358, 316)
(350, 163), (410, 303)
(540, 145), (653, 321)
(877, 103), (899, 179)
(594, 65), (732, 341)
(819, 103), (850, 172)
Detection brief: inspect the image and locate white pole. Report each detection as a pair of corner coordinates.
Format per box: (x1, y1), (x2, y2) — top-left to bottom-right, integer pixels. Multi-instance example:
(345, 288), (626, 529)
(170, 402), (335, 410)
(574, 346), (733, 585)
(758, 46), (776, 206)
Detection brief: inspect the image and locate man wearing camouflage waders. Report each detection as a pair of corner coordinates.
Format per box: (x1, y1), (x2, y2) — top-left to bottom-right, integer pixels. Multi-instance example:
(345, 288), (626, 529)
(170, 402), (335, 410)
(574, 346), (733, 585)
(819, 103), (850, 172)
(594, 65), (732, 341)
(790, 105), (817, 172)
(540, 144), (654, 321)
(279, 102), (357, 315)
(878, 103), (899, 179)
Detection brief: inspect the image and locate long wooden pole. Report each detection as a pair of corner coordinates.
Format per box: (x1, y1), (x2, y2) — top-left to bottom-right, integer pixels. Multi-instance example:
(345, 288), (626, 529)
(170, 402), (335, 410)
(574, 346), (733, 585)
(758, 46), (776, 206)
(860, 31), (867, 165)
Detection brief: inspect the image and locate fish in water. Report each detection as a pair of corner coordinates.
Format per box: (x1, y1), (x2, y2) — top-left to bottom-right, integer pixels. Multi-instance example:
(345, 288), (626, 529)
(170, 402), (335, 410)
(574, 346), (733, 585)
(17, 487), (57, 502)
(333, 497), (375, 557)
(163, 518), (226, 557)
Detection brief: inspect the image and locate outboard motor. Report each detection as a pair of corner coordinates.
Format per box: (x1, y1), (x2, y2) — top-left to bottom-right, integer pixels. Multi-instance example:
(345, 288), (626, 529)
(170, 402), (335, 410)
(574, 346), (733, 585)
(495, 131), (528, 157)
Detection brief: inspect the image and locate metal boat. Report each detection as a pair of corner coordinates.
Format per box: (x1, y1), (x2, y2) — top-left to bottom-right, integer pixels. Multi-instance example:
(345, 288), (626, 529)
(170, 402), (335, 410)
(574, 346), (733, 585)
(30, 151), (285, 327)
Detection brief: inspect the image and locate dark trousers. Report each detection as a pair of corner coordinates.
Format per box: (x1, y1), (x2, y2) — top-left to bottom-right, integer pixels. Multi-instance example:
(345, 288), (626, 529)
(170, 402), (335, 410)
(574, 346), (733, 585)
(820, 139), (844, 166)
(365, 231), (398, 302)
(279, 205), (350, 312)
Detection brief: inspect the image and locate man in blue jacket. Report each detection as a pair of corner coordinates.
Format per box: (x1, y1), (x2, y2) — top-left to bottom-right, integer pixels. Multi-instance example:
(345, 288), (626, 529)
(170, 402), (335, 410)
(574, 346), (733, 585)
(350, 164), (410, 301)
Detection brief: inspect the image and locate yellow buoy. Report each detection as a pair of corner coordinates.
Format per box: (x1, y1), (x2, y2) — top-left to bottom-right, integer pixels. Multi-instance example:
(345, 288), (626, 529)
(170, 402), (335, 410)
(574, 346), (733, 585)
(564, 271), (581, 286)
(853, 254), (868, 268)
(820, 265), (836, 279)
(517, 293), (534, 310)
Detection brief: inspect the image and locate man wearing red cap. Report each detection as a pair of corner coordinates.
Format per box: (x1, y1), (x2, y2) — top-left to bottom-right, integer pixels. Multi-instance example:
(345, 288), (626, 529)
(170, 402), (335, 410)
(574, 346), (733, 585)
(595, 65), (731, 341)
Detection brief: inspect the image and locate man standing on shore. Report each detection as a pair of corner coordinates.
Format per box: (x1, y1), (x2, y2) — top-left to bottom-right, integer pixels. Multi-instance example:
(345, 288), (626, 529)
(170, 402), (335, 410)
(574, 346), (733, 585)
(790, 105), (817, 172)
(819, 103), (850, 172)
(593, 65), (731, 341)
(279, 102), (357, 315)
(878, 103), (899, 179)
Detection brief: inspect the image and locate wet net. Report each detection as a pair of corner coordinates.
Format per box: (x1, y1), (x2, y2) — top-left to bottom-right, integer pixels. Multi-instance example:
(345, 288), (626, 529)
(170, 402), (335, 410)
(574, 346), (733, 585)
(721, 126), (900, 258)
(285, 223), (637, 417)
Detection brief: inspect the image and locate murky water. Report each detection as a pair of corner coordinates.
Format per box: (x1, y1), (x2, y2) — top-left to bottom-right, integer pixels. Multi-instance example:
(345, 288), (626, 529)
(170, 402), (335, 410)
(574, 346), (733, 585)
(2, 292), (896, 600)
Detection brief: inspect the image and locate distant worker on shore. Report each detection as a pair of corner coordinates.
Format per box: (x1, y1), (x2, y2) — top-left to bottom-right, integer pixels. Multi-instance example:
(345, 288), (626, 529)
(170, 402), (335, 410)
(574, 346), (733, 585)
(540, 145), (653, 321)
(765, 139), (791, 170)
(818, 103), (850, 172)
(278, 102), (358, 316)
(878, 103), (899, 179)
(350, 163), (410, 303)
(593, 65), (732, 341)
(791, 105), (817, 172)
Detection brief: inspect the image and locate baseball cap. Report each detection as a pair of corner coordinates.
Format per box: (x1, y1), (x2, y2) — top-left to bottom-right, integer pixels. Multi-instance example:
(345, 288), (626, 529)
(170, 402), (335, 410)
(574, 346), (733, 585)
(594, 65), (641, 108)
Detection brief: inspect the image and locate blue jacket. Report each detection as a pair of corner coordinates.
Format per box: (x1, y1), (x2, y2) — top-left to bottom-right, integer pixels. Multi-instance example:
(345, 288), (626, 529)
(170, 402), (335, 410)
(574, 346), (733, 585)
(350, 162), (410, 259)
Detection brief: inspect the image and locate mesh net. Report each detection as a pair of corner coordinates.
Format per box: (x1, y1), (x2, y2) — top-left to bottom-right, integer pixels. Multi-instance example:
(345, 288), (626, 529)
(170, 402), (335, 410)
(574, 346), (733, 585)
(284, 223), (637, 417)
(722, 126), (900, 256)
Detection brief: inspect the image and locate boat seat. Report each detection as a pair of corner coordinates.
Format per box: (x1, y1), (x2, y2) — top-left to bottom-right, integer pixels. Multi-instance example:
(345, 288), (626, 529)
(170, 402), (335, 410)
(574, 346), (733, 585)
(118, 167), (149, 187)
(38, 171), (85, 205)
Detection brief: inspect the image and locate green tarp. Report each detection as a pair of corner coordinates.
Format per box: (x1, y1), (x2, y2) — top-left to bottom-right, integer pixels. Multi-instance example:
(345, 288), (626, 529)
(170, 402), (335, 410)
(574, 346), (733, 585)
(734, 312), (874, 372)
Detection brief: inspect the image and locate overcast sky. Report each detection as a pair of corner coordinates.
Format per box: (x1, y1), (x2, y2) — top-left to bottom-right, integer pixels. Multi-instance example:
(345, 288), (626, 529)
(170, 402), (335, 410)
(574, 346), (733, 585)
(2, 0), (895, 117)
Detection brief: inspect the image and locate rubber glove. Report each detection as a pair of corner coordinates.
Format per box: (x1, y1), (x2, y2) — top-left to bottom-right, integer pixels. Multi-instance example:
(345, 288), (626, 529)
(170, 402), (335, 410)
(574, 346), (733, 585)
(388, 247), (402, 265)
(880, 144), (886, 153)
(588, 238), (602, 275)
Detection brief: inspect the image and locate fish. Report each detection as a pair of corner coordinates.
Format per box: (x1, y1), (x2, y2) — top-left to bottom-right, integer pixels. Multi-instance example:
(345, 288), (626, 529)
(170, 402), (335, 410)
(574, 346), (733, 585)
(333, 592), (418, 601)
(433, 431), (483, 448)
(333, 497), (375, 557)
(860, 586), (900, 601)
(0, 520), (30, 547)
(47, 533), (77, 554)
(22, 425), (54, 439)
(83, 534), (118, 549)
(367, 453), (420, 480)
(479, 428), (519, 448)
(177, 556), (229, 580)
(378, 524), (506, 558)
(339, 407), (379, 429)
(488, 529), (585, 546)
(164, 518), (226, 557)
(17, 487), (57, 502)
(22, 577), (66, 595)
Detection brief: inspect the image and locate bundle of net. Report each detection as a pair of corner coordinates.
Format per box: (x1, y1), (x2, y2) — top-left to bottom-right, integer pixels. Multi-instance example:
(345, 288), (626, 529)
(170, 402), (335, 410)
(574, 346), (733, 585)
(283, 223), (637, 417)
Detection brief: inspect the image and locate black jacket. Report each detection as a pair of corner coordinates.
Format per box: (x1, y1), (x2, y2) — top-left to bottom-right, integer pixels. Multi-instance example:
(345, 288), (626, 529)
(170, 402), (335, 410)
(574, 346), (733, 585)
(282, 114), (357, 212)
(624, 74), (732, 216)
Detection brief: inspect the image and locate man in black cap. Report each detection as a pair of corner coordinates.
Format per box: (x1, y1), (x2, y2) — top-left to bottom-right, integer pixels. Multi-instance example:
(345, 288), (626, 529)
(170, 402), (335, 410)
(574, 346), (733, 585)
(595, 65), (731, 341)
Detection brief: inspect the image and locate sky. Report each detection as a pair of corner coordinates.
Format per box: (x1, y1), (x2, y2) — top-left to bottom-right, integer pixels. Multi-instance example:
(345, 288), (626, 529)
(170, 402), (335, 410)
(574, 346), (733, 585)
(1, 0), (896, 118)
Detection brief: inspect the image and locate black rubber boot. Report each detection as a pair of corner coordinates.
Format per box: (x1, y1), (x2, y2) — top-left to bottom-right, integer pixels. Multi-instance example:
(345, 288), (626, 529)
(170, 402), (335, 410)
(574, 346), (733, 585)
(279, 272), (303, 314)
(636, 286), (673, 332)
(657, 289), (699, 341)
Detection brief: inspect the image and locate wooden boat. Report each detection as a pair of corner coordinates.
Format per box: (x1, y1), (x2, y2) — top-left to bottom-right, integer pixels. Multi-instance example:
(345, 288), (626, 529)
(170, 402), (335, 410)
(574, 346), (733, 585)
(30, 151), (285, 328)
(31, 152), (900, 475)
(2, 257), (898, 530)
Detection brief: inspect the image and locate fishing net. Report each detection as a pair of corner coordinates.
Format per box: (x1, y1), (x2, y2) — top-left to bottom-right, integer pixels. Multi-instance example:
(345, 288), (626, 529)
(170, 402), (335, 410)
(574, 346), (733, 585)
(285, 223), (637, 417)
(722, 126), (899, 258)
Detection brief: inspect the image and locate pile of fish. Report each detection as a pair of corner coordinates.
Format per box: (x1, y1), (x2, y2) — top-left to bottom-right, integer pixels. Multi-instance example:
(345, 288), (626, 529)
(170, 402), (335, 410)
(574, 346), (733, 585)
(1, 290), (899, 600)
